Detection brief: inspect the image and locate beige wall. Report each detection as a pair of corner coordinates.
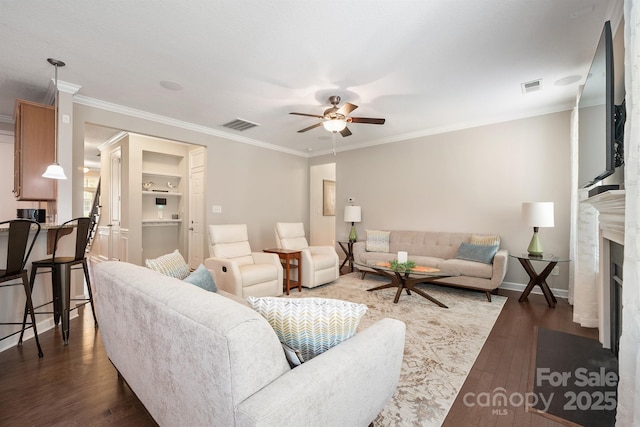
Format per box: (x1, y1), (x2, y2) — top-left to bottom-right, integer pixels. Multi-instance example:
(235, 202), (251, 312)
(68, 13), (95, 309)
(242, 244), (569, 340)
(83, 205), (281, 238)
(5, 101), (571, 289)
(312, 110), (572, 289)
(73, 104), (309, 256)
(309, 163), (336, 246)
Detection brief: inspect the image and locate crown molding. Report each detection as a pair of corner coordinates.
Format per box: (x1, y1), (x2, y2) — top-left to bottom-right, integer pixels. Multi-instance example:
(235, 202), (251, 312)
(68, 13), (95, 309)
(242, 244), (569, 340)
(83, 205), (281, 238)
(0, 129), (14, 144)
(73, 93), (573, 159)
(57, 80), (82, 95)
(97, 130), (128, 152)
(73, 95), (310, 158)
(309, 102), (575, 157)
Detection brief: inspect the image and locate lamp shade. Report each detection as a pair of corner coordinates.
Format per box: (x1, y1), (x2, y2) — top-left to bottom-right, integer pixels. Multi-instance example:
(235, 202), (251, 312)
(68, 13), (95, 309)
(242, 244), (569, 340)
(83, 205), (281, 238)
(323, 119), (347, 132)
(42, 163), (67, 180)
(522, 202), (554, 227)
(344, 205), (361, 223)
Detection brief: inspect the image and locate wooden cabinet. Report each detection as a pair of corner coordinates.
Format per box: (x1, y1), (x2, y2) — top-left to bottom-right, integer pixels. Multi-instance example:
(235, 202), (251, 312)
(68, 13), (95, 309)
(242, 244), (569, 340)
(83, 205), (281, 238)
(13, 99), (56, 200)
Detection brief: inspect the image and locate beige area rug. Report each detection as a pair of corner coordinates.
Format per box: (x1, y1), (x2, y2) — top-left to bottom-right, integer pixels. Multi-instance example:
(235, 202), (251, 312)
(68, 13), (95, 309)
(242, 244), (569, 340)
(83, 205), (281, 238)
(285, 272), (507, 427)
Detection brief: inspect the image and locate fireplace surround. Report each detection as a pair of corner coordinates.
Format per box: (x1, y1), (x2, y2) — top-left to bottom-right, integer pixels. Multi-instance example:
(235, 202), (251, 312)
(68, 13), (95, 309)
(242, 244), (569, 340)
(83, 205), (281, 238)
(584, 189), (625, 350)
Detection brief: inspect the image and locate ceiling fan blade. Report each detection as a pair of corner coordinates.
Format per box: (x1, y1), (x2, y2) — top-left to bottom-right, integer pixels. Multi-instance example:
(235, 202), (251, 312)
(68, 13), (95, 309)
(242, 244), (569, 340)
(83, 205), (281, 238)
(337, 102), (358, 116)
(297, 122), (323, 133)
(339, 126), (352, 137)
(290, 112), (325, 119)
(349, 117), (386, 125)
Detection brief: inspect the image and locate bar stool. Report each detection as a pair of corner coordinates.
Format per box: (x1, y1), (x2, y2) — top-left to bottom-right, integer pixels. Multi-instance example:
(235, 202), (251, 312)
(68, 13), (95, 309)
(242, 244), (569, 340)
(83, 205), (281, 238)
(24, 217), (97, 345)
(0, 219), (43, 357)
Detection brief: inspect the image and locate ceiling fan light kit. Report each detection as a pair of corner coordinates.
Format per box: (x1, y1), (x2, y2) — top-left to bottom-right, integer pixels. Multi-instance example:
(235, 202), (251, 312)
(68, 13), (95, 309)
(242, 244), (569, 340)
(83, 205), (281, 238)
(290, 95), (385, 137)
(323, 119), (347, 132)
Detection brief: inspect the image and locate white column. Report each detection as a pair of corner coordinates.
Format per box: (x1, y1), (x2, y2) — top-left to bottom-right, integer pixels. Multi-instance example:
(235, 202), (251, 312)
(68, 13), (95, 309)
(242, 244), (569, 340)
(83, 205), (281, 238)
(55, 80), (81, 223)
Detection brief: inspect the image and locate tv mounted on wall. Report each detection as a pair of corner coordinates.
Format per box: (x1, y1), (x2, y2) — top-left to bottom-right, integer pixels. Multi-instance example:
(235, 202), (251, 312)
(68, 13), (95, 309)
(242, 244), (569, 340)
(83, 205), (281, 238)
(578, 20), (616, 189)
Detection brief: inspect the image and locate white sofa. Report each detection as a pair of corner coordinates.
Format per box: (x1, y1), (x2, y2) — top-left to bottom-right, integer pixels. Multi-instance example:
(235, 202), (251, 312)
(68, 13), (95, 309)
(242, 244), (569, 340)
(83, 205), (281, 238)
(353, 230), (508, 301)
(93, 261), (406, 427)
(274, 222), (339, 288)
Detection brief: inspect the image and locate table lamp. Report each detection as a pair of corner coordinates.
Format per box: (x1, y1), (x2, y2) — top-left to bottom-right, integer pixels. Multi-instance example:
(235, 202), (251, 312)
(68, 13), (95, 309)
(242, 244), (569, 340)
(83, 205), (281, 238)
(344, 205), (361, 242)
(522, 202), (554, 256)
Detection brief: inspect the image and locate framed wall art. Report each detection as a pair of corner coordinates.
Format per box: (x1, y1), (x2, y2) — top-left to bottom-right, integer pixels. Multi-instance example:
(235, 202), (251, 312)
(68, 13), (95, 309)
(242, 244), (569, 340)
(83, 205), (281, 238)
(323, 180), (336, 216)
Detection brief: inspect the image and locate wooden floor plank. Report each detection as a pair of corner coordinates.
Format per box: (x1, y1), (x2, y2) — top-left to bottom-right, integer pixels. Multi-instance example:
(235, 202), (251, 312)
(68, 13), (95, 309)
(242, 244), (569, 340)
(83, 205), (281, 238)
(1, 269), (599, 426)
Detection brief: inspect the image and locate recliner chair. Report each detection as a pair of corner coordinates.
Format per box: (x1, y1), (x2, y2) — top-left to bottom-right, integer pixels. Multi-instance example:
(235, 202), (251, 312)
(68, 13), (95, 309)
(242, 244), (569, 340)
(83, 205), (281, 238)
(274, 222), (339, 288)
(205, 224), (283, 298)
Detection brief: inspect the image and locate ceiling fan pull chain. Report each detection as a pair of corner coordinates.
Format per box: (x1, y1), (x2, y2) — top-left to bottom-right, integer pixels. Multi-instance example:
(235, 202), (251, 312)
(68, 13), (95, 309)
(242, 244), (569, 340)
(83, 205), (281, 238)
(332, 132), (337, 156)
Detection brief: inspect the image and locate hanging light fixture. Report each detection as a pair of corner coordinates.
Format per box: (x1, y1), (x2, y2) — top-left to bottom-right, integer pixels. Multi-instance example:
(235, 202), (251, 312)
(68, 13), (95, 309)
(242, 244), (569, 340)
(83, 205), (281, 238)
(42, 58), (67, 180)
(322, 118), (347, 132)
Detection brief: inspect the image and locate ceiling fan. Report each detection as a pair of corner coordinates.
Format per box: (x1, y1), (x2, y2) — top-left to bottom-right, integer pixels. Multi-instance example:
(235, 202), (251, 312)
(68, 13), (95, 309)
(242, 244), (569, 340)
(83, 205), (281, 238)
(290, 95), (385, 137)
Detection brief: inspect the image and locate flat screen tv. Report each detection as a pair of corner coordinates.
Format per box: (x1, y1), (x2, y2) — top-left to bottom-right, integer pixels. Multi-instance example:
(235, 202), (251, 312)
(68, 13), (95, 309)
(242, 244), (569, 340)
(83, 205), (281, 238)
(578, 21), (615, 189)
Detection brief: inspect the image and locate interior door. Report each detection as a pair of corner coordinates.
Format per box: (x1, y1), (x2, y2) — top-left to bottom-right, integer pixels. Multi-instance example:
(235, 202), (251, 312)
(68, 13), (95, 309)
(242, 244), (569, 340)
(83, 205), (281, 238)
(109, 148), (121, 261)
(188, 148), (206, 269)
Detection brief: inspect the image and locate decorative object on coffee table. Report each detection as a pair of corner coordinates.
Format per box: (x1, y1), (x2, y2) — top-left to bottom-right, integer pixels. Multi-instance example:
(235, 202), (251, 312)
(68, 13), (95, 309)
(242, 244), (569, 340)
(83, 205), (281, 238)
(344, 205), (361, 242)
(359, 260), (458, 307)
(522, 202), (554, 256)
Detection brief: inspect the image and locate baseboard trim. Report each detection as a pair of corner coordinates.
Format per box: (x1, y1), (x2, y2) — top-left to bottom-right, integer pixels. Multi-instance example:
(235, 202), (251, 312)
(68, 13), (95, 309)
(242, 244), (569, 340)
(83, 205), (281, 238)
(499, 280), (569, 300)
(0, 311), (80, 354)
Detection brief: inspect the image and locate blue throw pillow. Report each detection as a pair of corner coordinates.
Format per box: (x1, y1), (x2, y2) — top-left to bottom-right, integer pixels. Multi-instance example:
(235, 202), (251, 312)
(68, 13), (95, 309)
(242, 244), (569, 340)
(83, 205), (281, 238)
(184, 264), (217, 292)
(454, 242), (499, 264)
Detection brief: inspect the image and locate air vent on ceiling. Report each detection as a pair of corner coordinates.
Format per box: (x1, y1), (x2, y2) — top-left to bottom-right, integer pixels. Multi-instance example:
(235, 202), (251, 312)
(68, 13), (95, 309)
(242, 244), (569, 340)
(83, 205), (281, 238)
(222, 118), (259, 131)
(521, 79), (542, 94)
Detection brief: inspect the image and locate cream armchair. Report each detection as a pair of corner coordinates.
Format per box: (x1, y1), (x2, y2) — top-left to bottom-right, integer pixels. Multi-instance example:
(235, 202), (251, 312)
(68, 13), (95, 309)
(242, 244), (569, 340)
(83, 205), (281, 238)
(205, 224), (283, 298)
(274, 222), (339, 288)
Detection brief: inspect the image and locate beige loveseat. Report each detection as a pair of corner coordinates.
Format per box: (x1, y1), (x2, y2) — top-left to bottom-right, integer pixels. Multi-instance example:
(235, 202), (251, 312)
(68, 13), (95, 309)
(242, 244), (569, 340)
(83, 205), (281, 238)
(93, 261), (405, 426)
(353, 230), (508, 301)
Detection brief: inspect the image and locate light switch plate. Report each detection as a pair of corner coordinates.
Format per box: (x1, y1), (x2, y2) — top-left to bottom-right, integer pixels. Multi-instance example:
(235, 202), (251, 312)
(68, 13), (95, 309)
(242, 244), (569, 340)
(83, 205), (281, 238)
(212, 205), (222, 213)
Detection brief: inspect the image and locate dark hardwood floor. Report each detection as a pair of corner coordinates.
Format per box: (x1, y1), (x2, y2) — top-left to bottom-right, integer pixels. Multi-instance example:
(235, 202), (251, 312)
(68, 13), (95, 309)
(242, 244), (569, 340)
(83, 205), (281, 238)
(0, 267), (598, 426)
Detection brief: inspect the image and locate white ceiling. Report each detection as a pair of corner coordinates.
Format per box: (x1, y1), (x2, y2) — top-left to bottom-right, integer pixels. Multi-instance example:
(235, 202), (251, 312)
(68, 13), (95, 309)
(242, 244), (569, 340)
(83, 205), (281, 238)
(0, 0), (621, 162)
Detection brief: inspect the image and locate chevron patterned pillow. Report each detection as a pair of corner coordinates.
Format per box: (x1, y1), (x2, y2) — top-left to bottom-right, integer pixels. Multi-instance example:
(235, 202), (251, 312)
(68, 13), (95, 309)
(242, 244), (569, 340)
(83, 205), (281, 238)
(145, 249), (190, 280)
(247, 297), (368, 362)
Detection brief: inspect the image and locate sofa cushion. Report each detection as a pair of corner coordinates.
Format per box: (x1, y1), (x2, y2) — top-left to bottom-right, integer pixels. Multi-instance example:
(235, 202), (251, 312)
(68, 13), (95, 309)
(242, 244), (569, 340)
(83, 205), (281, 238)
(247, 296), (367, 361)
(454, 242), (499, 264)
(438, 258), (493, 279)
(145, 249), (190, 280)
(366, 230), (390, 253)
(184, 263), (217, 292)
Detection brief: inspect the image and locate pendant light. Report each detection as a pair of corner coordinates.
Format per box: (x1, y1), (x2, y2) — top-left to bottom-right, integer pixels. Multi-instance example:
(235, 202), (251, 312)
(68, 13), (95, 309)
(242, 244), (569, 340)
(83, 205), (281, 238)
(42, 58), (67, 180)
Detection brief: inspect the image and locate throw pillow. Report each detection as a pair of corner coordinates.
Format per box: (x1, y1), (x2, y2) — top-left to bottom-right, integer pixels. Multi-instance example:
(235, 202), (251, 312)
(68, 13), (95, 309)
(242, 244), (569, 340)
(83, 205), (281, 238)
(366, 230), (390, 253)
(183, 263), (217, 292)
(247, 296), (368, 361)
(145, 249), (190, 280)
(281, 342), (304, 368)
(470, 234), (501, 247)
(454, 242), (499, 264)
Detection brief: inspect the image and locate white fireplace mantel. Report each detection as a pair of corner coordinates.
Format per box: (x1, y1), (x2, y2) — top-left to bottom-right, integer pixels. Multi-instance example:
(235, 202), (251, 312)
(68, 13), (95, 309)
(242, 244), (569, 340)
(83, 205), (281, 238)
(584, 189), (625, 347)
(585, 190), (626, 245)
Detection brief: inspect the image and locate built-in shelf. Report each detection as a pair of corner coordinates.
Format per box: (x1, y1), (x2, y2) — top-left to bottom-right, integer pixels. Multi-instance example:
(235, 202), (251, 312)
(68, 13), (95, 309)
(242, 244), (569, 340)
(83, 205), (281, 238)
(142, 191), (183, 196)
(142, 219), (183, 227)
(142, 170), (182, 179)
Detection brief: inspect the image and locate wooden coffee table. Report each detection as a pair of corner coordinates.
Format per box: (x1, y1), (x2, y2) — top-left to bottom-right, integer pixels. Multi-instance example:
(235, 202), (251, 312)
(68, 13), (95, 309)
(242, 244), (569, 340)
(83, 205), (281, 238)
(263, 248), (302, 295)
(356, 261), (459, 308)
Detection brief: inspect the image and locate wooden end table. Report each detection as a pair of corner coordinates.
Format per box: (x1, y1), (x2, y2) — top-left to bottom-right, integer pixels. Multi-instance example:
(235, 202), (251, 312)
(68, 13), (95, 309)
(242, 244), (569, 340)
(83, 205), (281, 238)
(263, 248), (302, 295)
(510, 253), (570, 308)
(337, 240), (355, 272)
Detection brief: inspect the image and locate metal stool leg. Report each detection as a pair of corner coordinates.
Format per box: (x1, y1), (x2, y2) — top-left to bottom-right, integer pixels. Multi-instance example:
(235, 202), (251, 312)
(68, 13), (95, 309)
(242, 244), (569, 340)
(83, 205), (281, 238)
(82, 260), (98, 328)
(18, 272), (43, 357)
